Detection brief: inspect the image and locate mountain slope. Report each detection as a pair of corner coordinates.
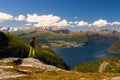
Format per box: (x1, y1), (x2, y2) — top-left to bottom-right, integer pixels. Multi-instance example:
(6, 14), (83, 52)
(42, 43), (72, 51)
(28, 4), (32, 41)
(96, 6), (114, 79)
(12, 29), (119, 48)
(0, 31), (29, 58)
(0, 31), (69, 69)
(72, 57), (120, 73)
(108, 40), (120, 54)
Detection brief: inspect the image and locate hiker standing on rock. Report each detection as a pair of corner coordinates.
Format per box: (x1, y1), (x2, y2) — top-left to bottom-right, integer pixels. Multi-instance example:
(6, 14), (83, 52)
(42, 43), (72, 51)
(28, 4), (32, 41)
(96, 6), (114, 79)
(29, 37), (36, 57)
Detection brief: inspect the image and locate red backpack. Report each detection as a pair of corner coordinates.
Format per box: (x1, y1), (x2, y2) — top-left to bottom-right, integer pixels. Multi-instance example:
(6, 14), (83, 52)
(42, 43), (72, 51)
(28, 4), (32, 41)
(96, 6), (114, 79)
(29, 39), (35, 47)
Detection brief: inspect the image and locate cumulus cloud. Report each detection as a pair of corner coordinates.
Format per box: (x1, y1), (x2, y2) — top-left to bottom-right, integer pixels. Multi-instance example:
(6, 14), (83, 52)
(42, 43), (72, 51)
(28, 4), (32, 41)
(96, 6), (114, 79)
(111, 22), (120, 25)
(69, 21), (74, 24)
(24, 15), (120, 28)
(92, 19), (108, 27)
(34, 22), (51, 27)
(26, 14), (70, 28)
(73, 19), (120, 28)
(15, 15), (25, 21)
(54, 20), (70, 27)
(75, 21), (89, 26)
(0, 12), (13, 21)
(2, 11), (120, 30)
(26, 14), (60, 23)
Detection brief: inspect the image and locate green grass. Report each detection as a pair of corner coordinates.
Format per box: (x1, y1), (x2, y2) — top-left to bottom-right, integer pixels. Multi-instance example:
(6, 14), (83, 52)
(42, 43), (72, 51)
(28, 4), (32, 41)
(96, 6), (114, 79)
(34, 48), (69, 70)
(9, 71), (120, 80)
(72, 57), (120, 73)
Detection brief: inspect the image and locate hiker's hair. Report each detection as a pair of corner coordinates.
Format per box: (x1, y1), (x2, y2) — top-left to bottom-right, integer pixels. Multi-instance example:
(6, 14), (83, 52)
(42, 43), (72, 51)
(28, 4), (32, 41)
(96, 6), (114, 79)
(32, 37), (35, 40)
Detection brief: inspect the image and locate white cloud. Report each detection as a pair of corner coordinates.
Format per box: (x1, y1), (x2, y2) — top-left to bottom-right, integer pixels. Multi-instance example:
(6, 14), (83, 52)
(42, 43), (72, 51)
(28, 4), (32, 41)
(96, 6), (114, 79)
(26, 14), (70, 28)
(76, 21), (89, 26)
(111, 22), (120, 25)
(26, 14), (40, 22)
(0, 12), (13, 21)
(34, 22), (51, 27)
(53, 20), (70, 27)
(15, 15), (25, 21)
(26, 14), (60, 23)
(92, 19), (108, 27)
(69, 21), (74, 24)
(2, 11), (120, 30)
(88, 24), (93, 27)
(74, 21), (79, 24)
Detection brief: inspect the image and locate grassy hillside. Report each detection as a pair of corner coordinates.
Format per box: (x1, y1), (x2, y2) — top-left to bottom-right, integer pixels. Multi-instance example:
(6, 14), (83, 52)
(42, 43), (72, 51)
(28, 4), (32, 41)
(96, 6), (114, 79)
(108, 40), (120, 54)
(0, 31), (69, 70)
(72, 57), (120, 73)
(0, 31), (29, 58)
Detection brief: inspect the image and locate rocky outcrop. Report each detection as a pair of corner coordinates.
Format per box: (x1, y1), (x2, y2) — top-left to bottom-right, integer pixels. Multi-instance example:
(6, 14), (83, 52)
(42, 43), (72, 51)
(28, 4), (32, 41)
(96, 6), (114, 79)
(0, 57), (66, 79)
(20, 58), (63, 71)
(0, 71), (27, 80)
(0, 57), (65, 71)
(0, 57), (18, 63)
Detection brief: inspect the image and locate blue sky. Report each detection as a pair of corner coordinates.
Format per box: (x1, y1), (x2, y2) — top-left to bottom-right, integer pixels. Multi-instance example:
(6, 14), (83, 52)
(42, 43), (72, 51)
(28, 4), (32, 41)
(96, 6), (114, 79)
(0, 0), (120, 31)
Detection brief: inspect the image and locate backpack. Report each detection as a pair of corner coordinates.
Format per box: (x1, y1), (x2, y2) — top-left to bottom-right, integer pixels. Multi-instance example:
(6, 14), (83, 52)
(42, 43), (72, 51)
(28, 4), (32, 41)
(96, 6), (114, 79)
(13, 59), (22, 65)
(29, 39), (35, 47)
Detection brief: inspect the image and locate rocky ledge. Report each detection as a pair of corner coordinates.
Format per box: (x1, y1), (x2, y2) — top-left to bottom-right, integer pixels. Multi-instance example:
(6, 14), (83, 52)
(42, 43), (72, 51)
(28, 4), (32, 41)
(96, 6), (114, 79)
(0, 57), (65, 79)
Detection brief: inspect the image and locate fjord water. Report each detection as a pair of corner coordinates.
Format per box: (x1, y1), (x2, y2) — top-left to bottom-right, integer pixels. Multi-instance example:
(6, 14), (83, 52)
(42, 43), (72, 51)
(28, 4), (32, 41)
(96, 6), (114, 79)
(53, 45), (120, 68)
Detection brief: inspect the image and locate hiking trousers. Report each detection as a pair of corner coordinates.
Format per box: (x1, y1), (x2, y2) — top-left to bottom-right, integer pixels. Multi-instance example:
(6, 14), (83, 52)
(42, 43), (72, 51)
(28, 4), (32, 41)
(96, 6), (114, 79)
(29, 47), (35, 57)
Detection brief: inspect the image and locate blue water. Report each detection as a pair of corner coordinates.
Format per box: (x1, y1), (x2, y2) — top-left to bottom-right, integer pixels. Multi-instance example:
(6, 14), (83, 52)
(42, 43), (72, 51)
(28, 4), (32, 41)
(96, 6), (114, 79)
(53, 45), (120, 68)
